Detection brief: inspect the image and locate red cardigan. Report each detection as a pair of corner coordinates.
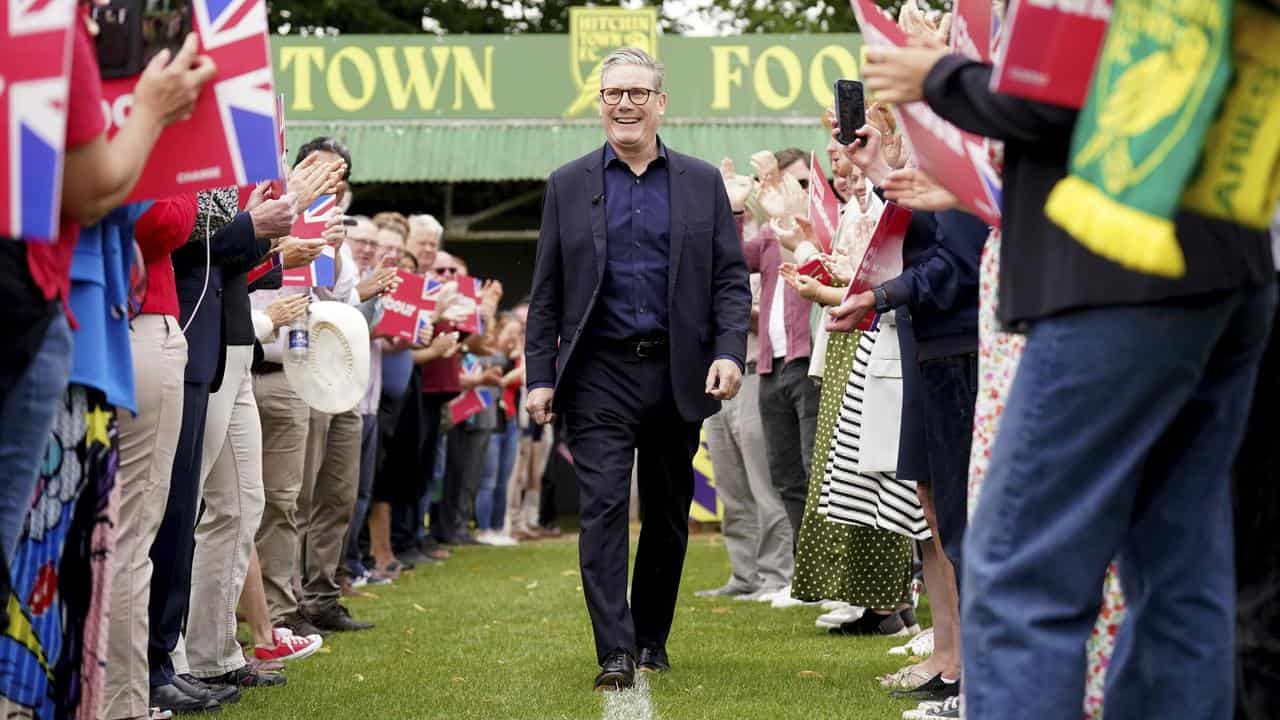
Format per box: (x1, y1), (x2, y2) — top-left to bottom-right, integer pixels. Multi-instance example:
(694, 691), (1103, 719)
(134, 195), (198, 317)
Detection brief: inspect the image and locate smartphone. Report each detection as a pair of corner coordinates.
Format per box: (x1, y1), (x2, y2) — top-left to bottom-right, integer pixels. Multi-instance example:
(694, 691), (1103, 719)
(340, 216), (359, 227)
(93, 0), (192, 79)
(834, 80), (866, 146)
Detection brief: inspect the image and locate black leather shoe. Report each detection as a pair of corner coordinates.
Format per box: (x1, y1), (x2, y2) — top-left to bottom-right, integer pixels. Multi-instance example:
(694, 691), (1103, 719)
(204, 664), (287, 689)
(593, 649), (636, 691)
(307, 602), (374, 632)
(637, 647), (670, 673)
(280, 611), (329, 638)
(176, 673), (241, 705)
(150, 682), (220, 714)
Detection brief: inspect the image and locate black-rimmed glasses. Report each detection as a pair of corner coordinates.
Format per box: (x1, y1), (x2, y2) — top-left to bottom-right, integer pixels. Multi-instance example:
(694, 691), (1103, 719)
(600, 87), (656, 106)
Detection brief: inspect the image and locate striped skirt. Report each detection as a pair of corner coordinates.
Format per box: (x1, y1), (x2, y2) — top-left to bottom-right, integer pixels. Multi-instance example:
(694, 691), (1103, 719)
(820, 330), (931, 540)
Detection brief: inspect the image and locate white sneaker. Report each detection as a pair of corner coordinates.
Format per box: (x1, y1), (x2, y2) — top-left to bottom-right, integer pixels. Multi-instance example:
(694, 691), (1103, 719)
(743, 585), (788, 603)
(489, 534), (518, 547)
(475, 532), (499, 546)
(902, 699), (947, 720)
(815, 604), (865, 629)
(889, 627), (935, 657)
(820, 600), (850, 612)
(770, 586), (819, 609)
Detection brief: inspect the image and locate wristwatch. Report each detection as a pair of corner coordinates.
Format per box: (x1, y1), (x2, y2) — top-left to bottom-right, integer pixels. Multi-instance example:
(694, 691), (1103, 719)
(872, 286), (892, 314)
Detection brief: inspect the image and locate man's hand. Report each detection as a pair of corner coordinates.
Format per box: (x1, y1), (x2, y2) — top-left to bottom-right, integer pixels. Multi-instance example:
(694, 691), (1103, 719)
(264, 294), (309, 330)
(720, 158), (755, 213)
(480, 279), (504, 312)
(826, 290), (877, 333)
(279, 238), (325, 269)
(527, 387), (555, 426)
(246, 181), (272, 211)
(882, 167), (960, 212)
(836, 124), (894, 186)
(287, 155), (346, 212)
(131, 34), (217, 127)
(357, 267), (400, 302)
(322, 216), (346, 248)
(862, 45), (948, 106)
(705, 359), (743, 401)
(249, 193), (295, 239)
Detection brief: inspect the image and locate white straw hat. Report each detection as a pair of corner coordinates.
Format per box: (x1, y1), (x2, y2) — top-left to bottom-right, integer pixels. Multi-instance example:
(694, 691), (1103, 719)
(284, 301), (371, 414)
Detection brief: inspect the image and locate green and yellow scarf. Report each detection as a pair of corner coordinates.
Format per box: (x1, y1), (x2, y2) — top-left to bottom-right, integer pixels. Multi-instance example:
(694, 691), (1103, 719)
(1046, 0), (1280, 278)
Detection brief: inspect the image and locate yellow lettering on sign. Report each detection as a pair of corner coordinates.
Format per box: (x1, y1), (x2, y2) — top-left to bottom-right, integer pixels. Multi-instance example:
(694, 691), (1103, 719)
(809, 45), (859, 107)
(753, 46), (803, 111)
(711, 46), (750, 111)
(376, 46), (452, 110)
(328, 46), (377, 112)
(452, 47), (495, 111)
(280, 46), (325, 112)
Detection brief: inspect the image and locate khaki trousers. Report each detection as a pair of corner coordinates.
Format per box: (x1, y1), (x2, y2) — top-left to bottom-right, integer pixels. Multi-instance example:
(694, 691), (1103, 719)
(506, 428), (552, 533)
(101, 316), (186, 720)
(180, 345), (265, 678)
(253, 370), (310, 623)
(297, 407), (362, 612)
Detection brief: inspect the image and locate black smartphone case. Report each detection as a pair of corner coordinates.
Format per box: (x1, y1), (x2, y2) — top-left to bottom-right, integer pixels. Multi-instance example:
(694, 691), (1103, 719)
(834, 80), (866, 145)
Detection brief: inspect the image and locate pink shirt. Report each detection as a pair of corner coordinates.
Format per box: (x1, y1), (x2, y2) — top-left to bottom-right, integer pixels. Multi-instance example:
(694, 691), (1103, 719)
(742, 225), (813, 375)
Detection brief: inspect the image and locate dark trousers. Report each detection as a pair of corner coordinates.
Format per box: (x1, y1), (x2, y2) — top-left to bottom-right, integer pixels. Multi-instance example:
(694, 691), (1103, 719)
(561, 342), (701, 664)
(440, 425), (491, 542)
(918, 351), (979, 582)
(1234, 286), (1280, 720)
(756, 357), (820, 547)
(399, 393), (445, 550)
(342, 414), (378, 579)
(148, 380), (210, 687)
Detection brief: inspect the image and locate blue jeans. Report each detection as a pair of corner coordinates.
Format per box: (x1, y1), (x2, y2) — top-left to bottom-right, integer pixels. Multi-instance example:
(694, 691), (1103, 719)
(343, 414), (378, 579)
(0, 314), (72, 562)
(477, 420), (519, 531)
(963, 283), (1277, 720)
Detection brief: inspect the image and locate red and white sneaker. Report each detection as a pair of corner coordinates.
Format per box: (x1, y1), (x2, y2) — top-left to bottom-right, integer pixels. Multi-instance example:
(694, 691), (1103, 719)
(254, 627), (323, 663)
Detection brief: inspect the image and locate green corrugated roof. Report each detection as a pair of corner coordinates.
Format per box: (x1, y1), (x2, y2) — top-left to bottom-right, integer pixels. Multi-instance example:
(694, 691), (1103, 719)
(285, 120), (826, 183)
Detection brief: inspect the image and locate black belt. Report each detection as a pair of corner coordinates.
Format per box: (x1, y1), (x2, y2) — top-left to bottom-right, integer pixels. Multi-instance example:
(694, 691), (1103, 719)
(256, 361), (285, 375)
(594, 335), (669, 361)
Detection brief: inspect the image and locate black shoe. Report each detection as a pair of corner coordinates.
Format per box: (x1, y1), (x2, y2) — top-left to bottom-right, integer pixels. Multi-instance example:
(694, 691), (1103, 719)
(398, 546), (433, 566)
(637, 647), (670, 673)
(449, 533), (480, 546)
(899, 606), (921, 633)
(830, 610), (907, 637)
(280, 611), (329, 639)
(176, 673), (241, 705)
(888, 672), (961, 701)
(593, 649), (636, 691)
(204, 664), (287, 689)
(307, 602), (374, 632)
(151, 682), (220, 714)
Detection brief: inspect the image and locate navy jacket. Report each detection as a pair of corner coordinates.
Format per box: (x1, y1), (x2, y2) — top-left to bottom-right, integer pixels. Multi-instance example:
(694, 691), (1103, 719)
(172, 211), (271, 391)
(526, 143), (751, 422)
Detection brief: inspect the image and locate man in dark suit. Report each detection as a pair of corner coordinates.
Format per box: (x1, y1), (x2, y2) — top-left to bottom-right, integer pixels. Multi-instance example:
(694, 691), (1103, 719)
(525, 47), (752, 691)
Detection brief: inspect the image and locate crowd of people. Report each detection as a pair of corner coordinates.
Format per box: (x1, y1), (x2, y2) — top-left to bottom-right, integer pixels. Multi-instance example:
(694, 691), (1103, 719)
(688, 2), (1280, 720)
(0, 8), (560, 720)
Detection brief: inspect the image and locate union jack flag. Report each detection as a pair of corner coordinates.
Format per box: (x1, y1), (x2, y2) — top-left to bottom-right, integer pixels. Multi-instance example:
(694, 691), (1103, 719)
(1, 0), (76, 241)
(450, 354), (495, 425)
(281, 245), (335, 288)
(102, 0), (280, 202)
(292, 193), (336, 240)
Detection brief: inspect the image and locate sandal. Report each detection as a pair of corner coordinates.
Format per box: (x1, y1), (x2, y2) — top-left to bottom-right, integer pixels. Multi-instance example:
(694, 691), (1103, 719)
(879, 664), (935, 690)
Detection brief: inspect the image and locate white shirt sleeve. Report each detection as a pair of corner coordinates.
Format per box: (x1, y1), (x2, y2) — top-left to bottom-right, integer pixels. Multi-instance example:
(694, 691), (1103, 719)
(251, 309), (276, 344)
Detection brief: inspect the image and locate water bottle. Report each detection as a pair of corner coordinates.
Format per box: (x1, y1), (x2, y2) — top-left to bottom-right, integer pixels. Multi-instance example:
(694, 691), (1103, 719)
(287, 308), (309, 363)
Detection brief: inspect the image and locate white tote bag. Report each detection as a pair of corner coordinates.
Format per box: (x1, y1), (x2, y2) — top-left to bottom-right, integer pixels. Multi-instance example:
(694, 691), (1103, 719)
(859, 312), (903, 474)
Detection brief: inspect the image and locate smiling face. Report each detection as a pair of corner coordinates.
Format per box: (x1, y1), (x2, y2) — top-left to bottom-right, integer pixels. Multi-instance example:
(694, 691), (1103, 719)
(374, 228), (405, 268)
(348, 221), (380, 272)
(600, 64), (666, 155)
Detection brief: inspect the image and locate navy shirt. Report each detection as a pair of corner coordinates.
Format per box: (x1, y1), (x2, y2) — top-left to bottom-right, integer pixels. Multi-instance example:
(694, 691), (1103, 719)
(591, 142), (671, 340)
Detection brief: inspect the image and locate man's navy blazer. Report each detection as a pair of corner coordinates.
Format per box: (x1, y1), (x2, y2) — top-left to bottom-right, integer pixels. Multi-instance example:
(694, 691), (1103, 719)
(172, 211), (271, 392)
(526, 143), (751, 422)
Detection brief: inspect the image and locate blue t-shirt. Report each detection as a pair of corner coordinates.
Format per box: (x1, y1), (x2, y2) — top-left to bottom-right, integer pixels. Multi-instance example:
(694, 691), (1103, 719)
(381, 347), (415, 399)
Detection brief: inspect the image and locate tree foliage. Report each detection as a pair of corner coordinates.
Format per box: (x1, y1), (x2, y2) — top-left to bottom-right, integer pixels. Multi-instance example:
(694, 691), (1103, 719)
(266, 0), (953, 36)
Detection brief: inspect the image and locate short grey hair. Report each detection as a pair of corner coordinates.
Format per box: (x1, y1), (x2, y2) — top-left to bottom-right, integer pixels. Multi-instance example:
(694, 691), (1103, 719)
(409, 213), (444, 238)
(601, 47), (665, 92)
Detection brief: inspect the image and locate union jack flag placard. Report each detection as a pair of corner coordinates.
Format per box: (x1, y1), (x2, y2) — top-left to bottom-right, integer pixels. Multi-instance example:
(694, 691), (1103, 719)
(0, 0), (77, 242)
(100, 0), (281, 203)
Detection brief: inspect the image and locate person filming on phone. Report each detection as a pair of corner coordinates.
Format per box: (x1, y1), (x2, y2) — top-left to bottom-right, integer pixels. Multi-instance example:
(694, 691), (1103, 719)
(525, 47), (751, 691)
